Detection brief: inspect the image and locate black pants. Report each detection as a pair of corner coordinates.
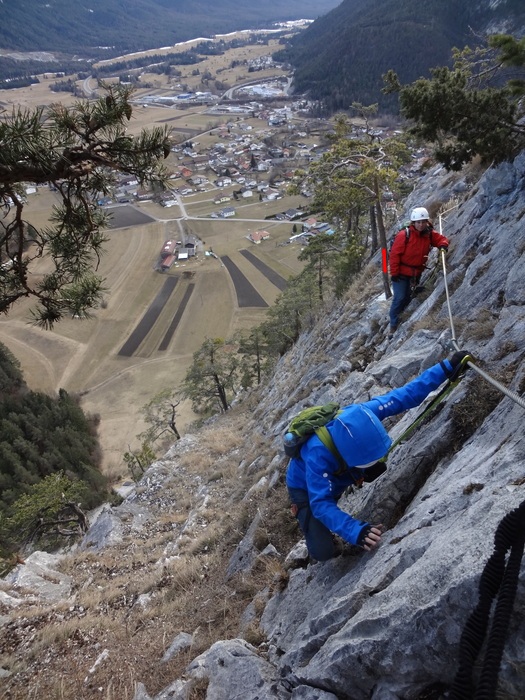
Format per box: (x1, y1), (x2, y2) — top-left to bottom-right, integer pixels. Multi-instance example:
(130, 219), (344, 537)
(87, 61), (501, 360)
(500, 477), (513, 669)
(288, 487), (336, 561)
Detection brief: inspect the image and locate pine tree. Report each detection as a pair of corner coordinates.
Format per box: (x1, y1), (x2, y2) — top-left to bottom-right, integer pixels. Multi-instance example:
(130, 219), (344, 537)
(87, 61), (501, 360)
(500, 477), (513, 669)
(236, 327), (273, 387)
(383, 34), (525, 170)
(298, 106), (410, 298)
(0, 83), (172, 326)
(261, 269), (321, 356)
(140, 389), (182, 448)
(182, 338), (241, 414)
(5, 472), (90, 550)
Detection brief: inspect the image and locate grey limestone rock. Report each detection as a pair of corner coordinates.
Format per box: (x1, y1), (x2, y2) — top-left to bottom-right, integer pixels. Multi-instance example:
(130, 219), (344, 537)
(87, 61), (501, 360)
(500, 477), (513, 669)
(4, 551), (71, 604)
(240, 154), (525, 699)
(260, 396), (525, 698)
(186, 639), (290, 700)
(225, 512), (263, 579)
(81, 504), (124, 550)
(291, 685), (339, 699)
(154, 679), (189, 699)
(133, 682), (152, 700)
(284, 540), (309, 569)
(161, 632), (194, 662)
(78, 152), (525, 699)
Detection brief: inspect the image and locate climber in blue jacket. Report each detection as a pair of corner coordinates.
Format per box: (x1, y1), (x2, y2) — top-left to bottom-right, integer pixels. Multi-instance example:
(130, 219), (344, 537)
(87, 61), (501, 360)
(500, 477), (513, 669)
(286, 352), (470, 561)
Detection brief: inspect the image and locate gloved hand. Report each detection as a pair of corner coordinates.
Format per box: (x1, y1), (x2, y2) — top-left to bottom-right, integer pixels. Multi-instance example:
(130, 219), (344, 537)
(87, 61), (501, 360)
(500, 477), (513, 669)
(446, 350), (472, 381)
(438, 246), (448, 252)
(357, 525), (384, 551)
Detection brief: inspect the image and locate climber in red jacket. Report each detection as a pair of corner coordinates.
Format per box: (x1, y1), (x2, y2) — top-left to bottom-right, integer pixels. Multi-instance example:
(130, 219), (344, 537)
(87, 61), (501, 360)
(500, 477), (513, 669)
(388, 206), (449, 336)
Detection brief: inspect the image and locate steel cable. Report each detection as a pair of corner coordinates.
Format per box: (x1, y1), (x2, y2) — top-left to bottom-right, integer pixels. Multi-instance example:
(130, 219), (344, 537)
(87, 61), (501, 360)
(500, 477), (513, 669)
(436, 231), (525, 698)
(439, 250), (525, 410)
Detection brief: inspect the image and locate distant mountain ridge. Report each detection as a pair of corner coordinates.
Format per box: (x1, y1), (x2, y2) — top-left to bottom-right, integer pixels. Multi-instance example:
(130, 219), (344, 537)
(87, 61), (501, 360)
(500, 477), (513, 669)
(0, 0), (340, 55)
(277, 0), (525, 113)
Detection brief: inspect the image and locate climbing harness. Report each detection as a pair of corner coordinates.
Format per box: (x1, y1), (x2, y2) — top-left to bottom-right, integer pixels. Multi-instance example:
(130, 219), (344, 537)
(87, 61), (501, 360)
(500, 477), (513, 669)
(439, 249), (525, 410)
(449, 499), (525, 700)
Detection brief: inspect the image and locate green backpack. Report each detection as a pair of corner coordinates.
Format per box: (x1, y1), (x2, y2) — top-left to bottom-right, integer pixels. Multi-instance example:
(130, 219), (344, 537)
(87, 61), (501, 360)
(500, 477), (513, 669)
(283, 402), (388, 483)
(283, 402), (343, 461)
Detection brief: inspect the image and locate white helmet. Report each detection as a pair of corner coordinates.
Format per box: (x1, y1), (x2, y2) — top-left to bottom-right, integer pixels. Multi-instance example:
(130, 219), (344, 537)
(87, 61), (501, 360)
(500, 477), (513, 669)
(410, 207), (429, 221)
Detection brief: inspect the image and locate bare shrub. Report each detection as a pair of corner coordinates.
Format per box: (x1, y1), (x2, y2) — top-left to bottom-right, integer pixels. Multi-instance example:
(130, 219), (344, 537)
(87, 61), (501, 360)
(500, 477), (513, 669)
(466, 308), (497, 340)
(448, 377), (503, 452)
(186, 522), (223, 555)
(343, 263), (380, 309)
(412, 314), (450, 333)
(494, 340), (518, 360)
(427, 197), (453, 220)
(163, 553), (220, 599)
(188, 678), (210, 700)
(244, 622), (266, 646)
(177, 450), (215, 473)
(463, 155), (489, 186)
(199, 422), (244, 456)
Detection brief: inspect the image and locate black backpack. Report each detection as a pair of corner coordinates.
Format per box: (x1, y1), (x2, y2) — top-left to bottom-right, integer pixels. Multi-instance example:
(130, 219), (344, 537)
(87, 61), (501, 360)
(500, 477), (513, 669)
(388, 225), (410, 254)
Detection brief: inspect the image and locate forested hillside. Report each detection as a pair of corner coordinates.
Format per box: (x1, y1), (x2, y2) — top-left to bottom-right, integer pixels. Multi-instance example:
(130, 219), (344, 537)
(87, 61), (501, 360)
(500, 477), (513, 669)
(0, 343), (109, 555)
(0, 0), (339, 54)
(276, 0), (525, 112)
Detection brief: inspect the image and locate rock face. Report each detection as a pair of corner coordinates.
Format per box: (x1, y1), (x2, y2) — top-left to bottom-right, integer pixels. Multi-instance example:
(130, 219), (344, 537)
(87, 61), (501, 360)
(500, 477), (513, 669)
(165, 153), (525, 699)
(5, 155), (525, 700)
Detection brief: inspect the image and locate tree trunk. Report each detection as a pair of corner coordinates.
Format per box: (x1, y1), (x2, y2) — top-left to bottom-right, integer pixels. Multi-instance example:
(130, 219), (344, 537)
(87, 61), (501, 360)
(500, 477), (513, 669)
(369, 204), (378, 251)
(255, 344), (261, 384)
(317, 255), (324, 303)
(214, 373), (229, 412)
(374, 176), (392, 299)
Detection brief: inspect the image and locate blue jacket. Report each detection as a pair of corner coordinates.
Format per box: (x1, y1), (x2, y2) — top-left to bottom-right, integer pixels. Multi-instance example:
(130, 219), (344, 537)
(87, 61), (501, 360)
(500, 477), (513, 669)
(286, 361), (453, 545)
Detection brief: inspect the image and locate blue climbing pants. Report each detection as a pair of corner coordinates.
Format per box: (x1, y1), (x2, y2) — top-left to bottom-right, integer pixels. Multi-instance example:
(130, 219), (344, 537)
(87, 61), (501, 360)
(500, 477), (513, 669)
(389, 276), (412, 328)
(288, 487), (336, 561)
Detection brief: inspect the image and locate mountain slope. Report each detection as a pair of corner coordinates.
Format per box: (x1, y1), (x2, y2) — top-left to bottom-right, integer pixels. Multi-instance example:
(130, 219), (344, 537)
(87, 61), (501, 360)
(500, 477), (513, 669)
(0, 0), (340, 54)
(2, 152), (525, 698)
(279, 0), (525, 112)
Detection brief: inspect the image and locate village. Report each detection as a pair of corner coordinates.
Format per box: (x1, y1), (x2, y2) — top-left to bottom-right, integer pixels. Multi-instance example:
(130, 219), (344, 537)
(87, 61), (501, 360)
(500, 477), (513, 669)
(92, 90), (427, 273)
(9, 26), (434, 278)
(0, 31), (435, 475)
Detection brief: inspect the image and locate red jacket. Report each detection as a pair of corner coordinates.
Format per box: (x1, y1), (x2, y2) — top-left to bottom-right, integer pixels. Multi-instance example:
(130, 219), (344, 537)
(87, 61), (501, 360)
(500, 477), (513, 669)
(389, 224), (449, 278)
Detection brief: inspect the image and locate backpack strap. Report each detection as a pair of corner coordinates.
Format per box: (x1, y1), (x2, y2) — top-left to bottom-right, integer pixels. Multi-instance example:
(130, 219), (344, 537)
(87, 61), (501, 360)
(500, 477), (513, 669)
(315, 425), (348, 477)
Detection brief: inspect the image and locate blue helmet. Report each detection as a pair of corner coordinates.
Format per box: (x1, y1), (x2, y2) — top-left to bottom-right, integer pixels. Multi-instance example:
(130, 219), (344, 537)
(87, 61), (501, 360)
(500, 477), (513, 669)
(330, 405), (391, 467)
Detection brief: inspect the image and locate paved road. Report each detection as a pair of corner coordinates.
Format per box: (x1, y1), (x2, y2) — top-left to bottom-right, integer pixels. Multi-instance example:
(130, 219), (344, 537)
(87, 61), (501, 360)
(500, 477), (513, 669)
(82, 75), (97, 97)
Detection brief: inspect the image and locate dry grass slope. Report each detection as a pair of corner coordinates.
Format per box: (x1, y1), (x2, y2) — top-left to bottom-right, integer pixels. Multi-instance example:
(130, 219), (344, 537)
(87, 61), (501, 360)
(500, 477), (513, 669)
(0, 407), (297, 700)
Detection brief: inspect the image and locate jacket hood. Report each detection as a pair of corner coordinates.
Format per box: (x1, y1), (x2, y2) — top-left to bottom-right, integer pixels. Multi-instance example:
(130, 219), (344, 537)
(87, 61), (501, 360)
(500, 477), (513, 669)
(330, 405), (391, 466)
